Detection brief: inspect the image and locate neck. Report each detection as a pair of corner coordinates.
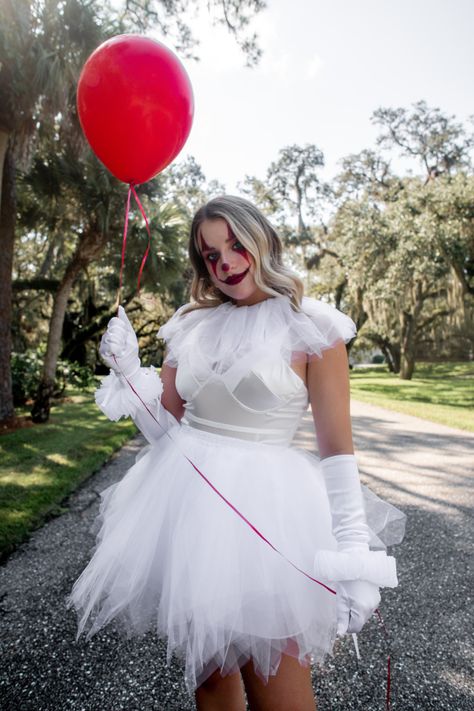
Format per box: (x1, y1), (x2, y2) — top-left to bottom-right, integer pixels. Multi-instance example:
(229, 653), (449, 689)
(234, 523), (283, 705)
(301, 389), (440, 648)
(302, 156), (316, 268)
(232, 291), (272, 307)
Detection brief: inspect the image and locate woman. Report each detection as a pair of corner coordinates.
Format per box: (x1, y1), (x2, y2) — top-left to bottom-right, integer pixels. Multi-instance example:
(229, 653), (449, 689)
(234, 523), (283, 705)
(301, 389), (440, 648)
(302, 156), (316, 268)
(66, 195), (405, 710)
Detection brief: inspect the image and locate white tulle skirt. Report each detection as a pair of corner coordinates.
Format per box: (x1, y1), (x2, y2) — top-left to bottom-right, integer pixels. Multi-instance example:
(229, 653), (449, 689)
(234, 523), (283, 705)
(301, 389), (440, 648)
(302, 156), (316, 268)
(65, 422), (405, 692)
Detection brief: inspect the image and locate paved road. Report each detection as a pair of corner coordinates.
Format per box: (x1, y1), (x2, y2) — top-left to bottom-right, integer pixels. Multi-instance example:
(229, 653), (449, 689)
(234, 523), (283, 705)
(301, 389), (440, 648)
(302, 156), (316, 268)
(1, 402), (473, 710)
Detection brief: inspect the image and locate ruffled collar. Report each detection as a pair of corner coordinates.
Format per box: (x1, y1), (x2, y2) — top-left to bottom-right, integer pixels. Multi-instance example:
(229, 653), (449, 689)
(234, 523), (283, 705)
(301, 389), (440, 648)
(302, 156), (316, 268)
(158, 294), (356, 373)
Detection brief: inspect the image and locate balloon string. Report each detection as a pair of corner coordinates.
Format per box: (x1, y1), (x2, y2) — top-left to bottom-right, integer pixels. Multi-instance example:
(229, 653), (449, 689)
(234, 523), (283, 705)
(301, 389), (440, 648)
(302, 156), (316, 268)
(111, 355), (393, 709)
(118, 185), (132, 308)
(130, 184), (151, 291)
(117, 183), (152, 314)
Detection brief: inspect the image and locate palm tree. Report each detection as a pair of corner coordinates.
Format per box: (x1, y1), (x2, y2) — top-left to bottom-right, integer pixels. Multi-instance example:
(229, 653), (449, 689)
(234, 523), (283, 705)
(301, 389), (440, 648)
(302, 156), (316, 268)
(0, 0), (102, 421)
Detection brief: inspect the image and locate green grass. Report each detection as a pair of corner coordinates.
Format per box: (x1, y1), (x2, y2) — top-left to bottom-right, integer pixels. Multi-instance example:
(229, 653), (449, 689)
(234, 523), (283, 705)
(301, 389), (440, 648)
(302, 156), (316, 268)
(350, 362), (474, 431)
(0, 388), (136, 560)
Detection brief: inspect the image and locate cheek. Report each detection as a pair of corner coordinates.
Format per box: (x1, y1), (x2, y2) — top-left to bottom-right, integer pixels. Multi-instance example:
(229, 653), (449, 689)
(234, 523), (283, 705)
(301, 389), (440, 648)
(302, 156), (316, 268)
(209, 260), (219, 278)
(240, 247), (251, 267)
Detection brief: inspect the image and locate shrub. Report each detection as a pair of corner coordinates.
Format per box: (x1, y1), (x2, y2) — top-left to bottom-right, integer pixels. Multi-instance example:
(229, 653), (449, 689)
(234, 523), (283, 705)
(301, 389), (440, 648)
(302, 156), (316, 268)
(11, 349), (99, 406)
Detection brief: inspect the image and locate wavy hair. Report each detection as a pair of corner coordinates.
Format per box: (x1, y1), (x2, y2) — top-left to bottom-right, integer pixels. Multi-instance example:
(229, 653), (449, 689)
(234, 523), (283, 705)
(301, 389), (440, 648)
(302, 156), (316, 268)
(182, 195), (304, 315)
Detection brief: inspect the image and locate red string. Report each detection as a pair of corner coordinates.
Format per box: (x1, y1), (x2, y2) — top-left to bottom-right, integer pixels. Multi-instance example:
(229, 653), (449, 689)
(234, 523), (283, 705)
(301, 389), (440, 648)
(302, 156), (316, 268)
(375, 608), (392, 710)
(118, 185), (132, 304)
(130, 184), (151, 291)
(117, 183), (152, 311)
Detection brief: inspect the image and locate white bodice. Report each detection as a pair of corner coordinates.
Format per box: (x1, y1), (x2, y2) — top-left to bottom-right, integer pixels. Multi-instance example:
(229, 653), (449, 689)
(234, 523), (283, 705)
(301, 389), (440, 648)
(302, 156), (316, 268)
(159, 294), (357, 447)
(176, 348), (309, 446)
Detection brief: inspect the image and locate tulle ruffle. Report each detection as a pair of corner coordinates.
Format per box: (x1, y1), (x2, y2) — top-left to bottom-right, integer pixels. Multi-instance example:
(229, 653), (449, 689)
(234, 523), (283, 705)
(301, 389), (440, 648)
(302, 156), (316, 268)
(157, 295), (356, 371)
(65, 423), (406, 692)
(95, 367), (163, 421)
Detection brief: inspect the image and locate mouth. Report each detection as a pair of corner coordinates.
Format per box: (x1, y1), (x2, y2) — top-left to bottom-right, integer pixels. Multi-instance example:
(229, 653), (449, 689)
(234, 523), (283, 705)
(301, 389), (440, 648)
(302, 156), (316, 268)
(220, 267), (250, 285)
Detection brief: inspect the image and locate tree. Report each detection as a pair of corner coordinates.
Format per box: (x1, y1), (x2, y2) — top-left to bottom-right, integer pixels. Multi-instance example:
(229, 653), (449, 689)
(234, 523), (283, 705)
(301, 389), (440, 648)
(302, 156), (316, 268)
(0, 0), (104, 421)
(266, 144), (326, 240)
(372, 100), (474, 181)
(1, 0), (265, 423)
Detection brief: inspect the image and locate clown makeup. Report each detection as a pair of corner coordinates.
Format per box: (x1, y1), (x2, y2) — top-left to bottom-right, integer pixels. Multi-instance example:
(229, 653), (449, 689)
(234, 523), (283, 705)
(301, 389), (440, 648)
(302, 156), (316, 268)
(200, 224), (250, 276)
(198, 218), (267, 305)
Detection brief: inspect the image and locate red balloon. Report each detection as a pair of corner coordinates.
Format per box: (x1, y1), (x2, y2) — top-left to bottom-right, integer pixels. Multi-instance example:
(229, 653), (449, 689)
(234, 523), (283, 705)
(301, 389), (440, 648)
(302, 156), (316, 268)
(77, 35), (194, 184)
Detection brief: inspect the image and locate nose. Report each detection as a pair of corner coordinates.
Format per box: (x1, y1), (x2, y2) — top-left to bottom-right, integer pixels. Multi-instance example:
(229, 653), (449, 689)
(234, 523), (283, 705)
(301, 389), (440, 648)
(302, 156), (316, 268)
(222, 263), (230, 272)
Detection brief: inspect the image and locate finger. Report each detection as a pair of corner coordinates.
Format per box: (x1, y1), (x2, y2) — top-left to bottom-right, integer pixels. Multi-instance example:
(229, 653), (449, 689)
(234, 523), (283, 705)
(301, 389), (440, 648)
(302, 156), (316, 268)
(118, 306), (133, 330)
(106, 334), (127, 350)
(347, 610), (364, 634)
(347, 606), (376, 634)
(107, 317), (122, 329)
(101, 334), (122, 351)
(107, 324), (128, 338)
(336, 598), (350, 636)
(337, 612), (349, 636)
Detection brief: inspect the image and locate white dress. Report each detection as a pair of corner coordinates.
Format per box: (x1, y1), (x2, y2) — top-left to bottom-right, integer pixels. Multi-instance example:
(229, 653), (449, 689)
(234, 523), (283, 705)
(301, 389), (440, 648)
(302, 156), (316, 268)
(65, 294), (406, 693)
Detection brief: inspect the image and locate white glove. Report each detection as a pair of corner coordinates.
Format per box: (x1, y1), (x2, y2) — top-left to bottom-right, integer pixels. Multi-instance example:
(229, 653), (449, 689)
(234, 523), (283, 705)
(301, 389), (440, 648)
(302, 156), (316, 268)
(336, 580), (381, 635)
(320, 454), (371, 553)
(99, 306), (141, 381)
(95, 306), (167, 434)
(316, 454), (394, 635)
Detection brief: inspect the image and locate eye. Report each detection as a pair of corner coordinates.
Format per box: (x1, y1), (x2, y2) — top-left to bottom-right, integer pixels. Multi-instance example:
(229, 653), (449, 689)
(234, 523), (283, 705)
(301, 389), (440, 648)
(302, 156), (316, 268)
(233, 240), (245, 251)
(206, 253), (219, 262)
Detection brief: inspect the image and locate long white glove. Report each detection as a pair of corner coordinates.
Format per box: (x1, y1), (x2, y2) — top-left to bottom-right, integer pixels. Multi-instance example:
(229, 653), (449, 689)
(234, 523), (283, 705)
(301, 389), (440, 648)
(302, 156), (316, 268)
(314, 454), (397, 635)
(96, 306), (177, 442)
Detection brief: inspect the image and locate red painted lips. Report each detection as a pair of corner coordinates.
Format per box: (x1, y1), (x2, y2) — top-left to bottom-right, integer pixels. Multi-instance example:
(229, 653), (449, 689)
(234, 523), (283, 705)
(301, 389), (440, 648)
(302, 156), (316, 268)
(221, 267), (250, 285)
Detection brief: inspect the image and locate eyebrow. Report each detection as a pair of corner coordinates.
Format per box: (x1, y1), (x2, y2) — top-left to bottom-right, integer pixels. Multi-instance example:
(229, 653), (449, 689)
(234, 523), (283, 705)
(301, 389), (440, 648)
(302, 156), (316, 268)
(199, 232), (236, 254)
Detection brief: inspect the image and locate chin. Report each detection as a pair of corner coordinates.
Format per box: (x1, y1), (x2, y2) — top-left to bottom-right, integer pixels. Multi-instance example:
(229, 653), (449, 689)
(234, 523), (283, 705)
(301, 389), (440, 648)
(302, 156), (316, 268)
(217, 278), (259, 302)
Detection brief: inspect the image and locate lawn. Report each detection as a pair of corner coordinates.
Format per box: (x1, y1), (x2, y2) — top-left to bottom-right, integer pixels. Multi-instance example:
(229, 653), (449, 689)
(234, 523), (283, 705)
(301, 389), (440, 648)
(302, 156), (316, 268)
(0, 389), (136, 561)
(350, 361), (474, 432)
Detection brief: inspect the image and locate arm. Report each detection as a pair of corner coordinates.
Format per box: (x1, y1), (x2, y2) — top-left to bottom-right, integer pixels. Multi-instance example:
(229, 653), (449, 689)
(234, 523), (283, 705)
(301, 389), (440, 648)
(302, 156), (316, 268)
(307, 341), (353, 458)
(308, 342), (370, 551)
(95, 308), (185, 445)
(131, 355), (186, 444)
(308, 342), (396, 635)
(160, 356), (186, 422)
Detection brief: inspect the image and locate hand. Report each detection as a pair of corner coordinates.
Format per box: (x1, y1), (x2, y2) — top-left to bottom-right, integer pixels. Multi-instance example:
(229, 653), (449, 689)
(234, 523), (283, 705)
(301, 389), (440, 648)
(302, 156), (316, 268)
(336, 580), (381, 635)
(99, 306), (140, 380)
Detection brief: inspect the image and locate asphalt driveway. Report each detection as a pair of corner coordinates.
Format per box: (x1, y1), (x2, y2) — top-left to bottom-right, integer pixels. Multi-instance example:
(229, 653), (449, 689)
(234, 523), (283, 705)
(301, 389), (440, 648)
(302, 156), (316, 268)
(1, 401), (473, 710)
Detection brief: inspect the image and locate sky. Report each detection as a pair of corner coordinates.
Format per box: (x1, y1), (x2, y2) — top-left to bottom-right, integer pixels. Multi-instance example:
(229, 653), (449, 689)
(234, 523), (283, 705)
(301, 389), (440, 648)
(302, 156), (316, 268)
(152, 0), (474, 193)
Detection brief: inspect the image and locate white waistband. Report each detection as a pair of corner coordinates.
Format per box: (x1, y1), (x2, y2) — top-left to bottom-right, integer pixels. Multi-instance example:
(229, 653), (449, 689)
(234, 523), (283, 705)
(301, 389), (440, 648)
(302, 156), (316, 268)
(181, 414), (294, 445)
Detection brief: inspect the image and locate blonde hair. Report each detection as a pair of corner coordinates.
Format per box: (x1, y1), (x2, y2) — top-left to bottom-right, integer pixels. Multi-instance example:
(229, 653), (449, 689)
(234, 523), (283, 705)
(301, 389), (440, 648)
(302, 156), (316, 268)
(182, 195), (304, 314)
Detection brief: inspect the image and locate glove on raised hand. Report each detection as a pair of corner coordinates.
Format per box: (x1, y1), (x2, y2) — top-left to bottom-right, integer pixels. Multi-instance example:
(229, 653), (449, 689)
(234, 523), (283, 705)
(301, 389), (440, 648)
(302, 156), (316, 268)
(99, 306), (141, 381)
(315, 454), (396, 636)
(96, 306), (164, 424)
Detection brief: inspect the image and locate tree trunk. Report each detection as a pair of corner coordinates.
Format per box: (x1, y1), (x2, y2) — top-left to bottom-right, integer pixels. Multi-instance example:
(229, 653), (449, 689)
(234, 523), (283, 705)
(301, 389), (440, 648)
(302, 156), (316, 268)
(0, 130), (9, 210)
(381, 341), (401, 373)
(31, 227), (105, 423)
(399, 283), (423, 380)
(0, 135), (15, 422)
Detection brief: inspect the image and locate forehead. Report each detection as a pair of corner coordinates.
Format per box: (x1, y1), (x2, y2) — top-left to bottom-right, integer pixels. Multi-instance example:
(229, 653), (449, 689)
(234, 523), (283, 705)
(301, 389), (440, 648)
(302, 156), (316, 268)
(198, 218), (234, 251)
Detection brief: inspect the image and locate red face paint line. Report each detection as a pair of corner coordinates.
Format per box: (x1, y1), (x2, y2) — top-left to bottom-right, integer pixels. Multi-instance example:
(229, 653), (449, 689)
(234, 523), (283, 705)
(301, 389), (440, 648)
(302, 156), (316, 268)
(199, 229), (219, 277)
(227, 223), (251, 266)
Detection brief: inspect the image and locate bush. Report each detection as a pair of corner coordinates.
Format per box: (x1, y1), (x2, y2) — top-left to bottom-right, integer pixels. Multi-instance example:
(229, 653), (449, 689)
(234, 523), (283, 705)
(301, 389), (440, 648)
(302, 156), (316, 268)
(11, 349), (99, 406)
(371, 353), (386, 364)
